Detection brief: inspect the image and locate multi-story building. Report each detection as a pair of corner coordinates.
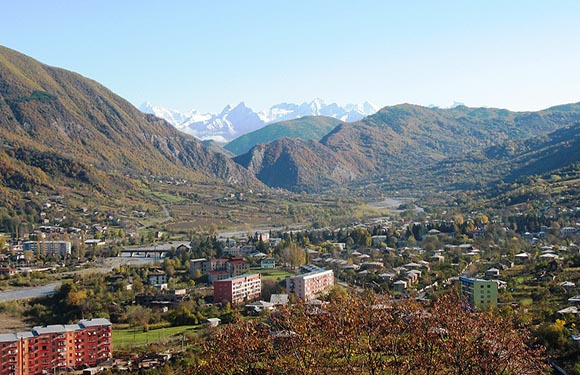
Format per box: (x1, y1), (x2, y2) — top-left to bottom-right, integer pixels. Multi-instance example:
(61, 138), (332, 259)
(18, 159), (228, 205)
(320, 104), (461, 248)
(22, 241), (71, 257)
(76, 318), (113, 366)
(286, 268), (334, 301)
(214, 274), (261, 305)
(226, 258), (249, 277)
(0, 333), (20, 375)
(147, 271), (168, 286)
(0, 318), (111, 375)
(459, 276), (498, 310)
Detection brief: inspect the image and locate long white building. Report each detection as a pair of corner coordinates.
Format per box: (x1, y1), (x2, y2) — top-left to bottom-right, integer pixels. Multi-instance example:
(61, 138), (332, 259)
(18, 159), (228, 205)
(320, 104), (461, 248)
(286, 267), (334, 301)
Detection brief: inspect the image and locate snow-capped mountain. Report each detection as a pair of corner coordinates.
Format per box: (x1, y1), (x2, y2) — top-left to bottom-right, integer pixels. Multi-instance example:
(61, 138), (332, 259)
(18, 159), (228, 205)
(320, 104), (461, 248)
(140, 101), (211, 130)
(140, 99), (379, 142)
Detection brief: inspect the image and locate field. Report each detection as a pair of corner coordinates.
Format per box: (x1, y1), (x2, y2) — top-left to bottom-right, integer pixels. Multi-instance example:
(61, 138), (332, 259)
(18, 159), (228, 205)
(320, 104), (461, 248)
(113, 324), (200, 349)
(255, 269), (296, 281)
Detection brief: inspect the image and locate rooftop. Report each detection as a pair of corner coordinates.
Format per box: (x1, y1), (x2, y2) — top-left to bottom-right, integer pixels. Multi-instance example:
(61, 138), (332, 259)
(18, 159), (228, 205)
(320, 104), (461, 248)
(78, 318), (112, 328)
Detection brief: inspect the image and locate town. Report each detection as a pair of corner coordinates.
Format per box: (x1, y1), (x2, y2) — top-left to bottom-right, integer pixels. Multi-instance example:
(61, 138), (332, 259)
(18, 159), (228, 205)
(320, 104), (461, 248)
(1, 194), (579, 374)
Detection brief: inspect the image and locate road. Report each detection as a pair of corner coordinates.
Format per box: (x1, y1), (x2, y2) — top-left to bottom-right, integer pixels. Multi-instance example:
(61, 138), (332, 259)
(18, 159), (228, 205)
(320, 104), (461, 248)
(0, 282), (61, 302)
(0, 256), (164, 303)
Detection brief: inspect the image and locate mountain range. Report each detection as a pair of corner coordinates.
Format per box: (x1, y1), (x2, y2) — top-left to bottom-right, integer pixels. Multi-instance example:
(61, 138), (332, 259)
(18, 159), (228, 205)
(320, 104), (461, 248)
(233, 104), (580, 192)
(0, 45), (261, 212)
(2, 44), (580, 206)
(140, 99), (379, 143)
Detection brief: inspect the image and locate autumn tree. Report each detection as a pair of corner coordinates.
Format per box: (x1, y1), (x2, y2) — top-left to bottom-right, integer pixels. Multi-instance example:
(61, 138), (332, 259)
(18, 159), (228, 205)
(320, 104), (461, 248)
(192, 291), (548, 375)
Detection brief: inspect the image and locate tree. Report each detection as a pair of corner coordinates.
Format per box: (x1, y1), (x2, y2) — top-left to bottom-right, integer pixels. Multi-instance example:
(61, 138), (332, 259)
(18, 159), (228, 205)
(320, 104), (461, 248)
(280, 244), (305, 269)
(192, 291), (548, 374)
(193, 320), (274, 374)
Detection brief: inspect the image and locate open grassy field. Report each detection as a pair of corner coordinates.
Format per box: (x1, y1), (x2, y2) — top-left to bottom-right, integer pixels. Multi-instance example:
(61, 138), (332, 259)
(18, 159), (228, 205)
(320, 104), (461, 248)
(255, 269), (296, 281)
(113, 324), (200, 349)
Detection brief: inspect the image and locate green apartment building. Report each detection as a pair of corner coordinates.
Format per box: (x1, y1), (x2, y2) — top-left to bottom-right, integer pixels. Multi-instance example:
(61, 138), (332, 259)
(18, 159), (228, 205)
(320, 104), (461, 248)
(459, 276), (498, 310)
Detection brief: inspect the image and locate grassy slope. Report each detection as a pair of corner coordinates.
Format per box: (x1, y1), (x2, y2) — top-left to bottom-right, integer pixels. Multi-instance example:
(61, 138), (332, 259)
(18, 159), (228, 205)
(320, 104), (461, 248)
(225, 116), (343, 156)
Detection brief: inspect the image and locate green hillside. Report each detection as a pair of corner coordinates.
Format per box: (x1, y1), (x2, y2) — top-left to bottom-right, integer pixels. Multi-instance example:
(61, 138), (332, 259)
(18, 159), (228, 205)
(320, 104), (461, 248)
(235, 103), (580, 192)
(224, 116), (343, 156)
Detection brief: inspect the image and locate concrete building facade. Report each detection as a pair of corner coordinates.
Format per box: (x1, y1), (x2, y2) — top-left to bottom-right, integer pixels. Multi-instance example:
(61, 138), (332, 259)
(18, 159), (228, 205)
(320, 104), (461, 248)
(459, 276), (498, 310)
(0, 318), (111, 375)
(286, 268), (334, 301)
(22, 241), (71, 257)
(214, 274), (261, 305)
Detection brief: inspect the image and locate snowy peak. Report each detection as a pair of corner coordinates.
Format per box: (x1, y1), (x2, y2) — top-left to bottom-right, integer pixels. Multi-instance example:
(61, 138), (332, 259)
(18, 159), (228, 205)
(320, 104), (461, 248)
(139, 102), (190, 129)
(258, 99), (378, 124)
(141, 99), (379, 142)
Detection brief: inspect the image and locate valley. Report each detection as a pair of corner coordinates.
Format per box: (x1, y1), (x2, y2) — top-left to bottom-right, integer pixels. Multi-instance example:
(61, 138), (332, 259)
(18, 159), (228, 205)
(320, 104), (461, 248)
(1, 44), (580, 375)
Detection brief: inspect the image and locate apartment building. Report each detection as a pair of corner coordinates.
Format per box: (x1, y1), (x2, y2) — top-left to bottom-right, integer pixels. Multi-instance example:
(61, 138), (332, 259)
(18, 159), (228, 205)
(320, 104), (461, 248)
(286, 268), (334, 301)
(0, 318), (111, 375)
(459, 276), (498, 310)
(214, 274), (261, 305)
(22, 241), (71, 257)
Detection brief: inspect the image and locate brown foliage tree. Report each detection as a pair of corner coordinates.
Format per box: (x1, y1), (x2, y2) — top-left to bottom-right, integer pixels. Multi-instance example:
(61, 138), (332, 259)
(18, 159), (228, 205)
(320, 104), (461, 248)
(191, 291), (547, 374)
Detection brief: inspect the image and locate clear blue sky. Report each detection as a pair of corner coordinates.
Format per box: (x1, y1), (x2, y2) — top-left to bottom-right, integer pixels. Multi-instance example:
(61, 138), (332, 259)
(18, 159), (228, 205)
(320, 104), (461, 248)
(3, 1), (580, 113)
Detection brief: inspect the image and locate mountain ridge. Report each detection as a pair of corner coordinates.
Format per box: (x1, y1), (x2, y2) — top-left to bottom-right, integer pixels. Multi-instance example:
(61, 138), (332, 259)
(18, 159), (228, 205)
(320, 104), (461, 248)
(224, 116), (344, 156)
(140, 99), (379, 142)
(235, 102), (580, 192)
(0, 45), (262, 211)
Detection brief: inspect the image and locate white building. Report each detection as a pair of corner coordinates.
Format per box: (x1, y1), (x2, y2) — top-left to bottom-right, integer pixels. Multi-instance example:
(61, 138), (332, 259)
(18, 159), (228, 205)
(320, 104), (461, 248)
(286, 268), (334, 301)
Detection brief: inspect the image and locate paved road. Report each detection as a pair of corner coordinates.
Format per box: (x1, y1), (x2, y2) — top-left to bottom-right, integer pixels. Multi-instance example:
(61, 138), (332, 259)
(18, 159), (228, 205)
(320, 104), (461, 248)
(0, 282), (61, 302)
(0, 256), (164, 303)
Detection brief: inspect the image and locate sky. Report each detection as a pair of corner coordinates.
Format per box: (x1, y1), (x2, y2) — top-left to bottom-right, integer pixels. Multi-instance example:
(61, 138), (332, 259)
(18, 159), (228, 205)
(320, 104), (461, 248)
(2, 0), (580, 113)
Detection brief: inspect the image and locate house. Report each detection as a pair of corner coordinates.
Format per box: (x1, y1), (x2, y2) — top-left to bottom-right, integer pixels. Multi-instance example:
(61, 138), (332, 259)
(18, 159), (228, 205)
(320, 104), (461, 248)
(485, 268), (500, 278)
(469, 229), (485, 239)
(568, 295), (580, 304)
(361, 262), (384, 270)
(223, 247), (242, 257)
(0, 267), (17, 276)
(514, 252), (531, 264)
(205, 318), (221, 327)
(560, 281), (576, 291)
(136, 289), (189, 309)
(245, 300), (274, 314)
(176, 243), (192, 252)
(558, 306), (580, 315)
(240, 245), (256, 255)
(371, 235), (387, 246)
(393, 280), (408, 291)
(405, 270), (420, 284)
(270, 294), (289, 306)
(561, 227), (578, 235)
(269, 238), (282, 247)
(261, 258), (275, 269)
(379, 272), (397, 281)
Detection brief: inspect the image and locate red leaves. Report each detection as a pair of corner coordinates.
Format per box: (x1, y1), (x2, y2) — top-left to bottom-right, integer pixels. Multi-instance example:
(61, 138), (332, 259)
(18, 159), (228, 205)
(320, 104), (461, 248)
(191, 292), (548, 374)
